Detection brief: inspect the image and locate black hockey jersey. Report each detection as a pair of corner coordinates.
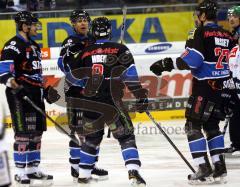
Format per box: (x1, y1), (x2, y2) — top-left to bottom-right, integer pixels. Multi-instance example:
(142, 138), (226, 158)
(182, 23), (235, 97)
(0, 34), (43, 87)
(182, 23), (235, 80)
(60, 33), (95, 58)
(57, 33), (95, 97)
(66, 39), (139, 100)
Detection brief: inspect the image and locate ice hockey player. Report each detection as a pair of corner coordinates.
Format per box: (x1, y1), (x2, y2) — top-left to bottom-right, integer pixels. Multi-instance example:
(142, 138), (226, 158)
(0, 123), (11, 187)
(225, 5), (240, 156)
(65, 16), (148, 186)
(57, 9), (108, 182)
(0, 11), (60, 186)
(150, 0), (235, 184)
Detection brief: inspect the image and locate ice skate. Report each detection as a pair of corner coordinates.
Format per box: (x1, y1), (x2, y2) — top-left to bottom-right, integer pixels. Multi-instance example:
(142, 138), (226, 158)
(212, 155), (227, 184)
(128, 170), (146, 187)
(91, 166), (108, 180)
(71, 166), (79, 183)
(15, 174), (31, 187)
(71, 166), (108, 183)
(27, 169), (53, 186)
(188, 157), (214, 185)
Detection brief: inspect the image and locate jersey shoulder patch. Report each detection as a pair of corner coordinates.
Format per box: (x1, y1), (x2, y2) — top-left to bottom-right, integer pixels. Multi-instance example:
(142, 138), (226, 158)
(187, 28), (197, 40)
(3, 39), (21, 55)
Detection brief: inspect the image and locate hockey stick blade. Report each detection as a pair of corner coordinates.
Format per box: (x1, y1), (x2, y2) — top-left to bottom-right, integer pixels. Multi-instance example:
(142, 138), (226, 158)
(23, 96), (79, 144)
(146, 111), (195, 173)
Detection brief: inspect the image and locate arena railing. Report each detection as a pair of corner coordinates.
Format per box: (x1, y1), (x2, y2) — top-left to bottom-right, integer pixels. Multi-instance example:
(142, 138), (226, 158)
(0, 1), (239, 19)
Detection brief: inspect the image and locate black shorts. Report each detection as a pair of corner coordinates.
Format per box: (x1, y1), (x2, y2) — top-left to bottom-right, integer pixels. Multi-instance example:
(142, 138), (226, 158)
(6, 85), (46, 134)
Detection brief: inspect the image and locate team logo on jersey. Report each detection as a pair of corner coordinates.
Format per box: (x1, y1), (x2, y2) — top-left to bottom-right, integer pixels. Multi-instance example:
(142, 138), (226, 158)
(10, 41), (16, 45)
(82, 48), (119, 59)
(145, 43), (172, 53)
(4, 44), (20, 54)
(62, 39), (73, 49)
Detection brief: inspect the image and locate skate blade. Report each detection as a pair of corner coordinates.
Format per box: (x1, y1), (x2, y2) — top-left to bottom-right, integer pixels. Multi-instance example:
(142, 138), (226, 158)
(77, 183), (91, 187)
(73, 177), (78, 184)
(214, 175), (227, 184)
(130, 178), (146, 187)
(30, 179), (53, 187)
(188, 176), (215, 185)
(77, 178), (98, 186)
(91, 174), (109, 181)
(15, 183), (30, 187)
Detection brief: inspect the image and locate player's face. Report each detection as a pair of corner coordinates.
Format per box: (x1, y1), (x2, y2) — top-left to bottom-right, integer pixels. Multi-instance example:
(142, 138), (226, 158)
(193, 11), (202, 27)
(228, 14), (240, 29)
(29, 23), (39, 36)
(73, 18), (89, 35)
(21, 23), (31, 33)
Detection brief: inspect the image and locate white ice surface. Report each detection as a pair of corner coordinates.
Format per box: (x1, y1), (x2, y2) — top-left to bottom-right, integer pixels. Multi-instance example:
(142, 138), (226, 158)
(4, 120), (240, 187)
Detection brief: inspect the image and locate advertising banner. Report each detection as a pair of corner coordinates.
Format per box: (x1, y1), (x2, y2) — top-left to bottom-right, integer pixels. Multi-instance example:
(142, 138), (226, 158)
(0, 12), (194, 48)
(0, 42), (189, 126)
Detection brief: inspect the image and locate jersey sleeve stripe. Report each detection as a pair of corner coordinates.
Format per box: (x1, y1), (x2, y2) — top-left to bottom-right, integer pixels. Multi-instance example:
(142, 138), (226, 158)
(57, 57), (65, 73)
(0, 60), (14, 84)
(181, 48), (204, 69)
(121, 64), (139, 82)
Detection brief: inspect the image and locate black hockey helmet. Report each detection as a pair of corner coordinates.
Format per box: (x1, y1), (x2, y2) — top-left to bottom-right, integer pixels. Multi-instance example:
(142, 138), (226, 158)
(195, 0), (218, 20)
(15, 11), (39, 30)
(70, 9), (91, 23)
(91, 17), (111, 39)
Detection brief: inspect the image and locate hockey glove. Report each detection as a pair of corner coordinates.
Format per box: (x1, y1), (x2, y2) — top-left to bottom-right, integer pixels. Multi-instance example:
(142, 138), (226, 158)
(150, 57), (174, 76)
(44, 86), (60, 104)
(134, 88), (149, 113)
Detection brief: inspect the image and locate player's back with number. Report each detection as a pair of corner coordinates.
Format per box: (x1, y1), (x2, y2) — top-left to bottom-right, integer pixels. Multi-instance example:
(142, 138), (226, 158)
(186, 25), (234, 79)
(184, 24), (235, 97)
(72, 40), (134, 100)
(81, 41), (132, 76)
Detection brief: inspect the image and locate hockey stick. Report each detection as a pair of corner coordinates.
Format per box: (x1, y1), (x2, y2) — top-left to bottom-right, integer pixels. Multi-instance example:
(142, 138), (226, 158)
(120, 5), (127, 44)
(146, 111), (196, 173)
(23, 96), (79, 144)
